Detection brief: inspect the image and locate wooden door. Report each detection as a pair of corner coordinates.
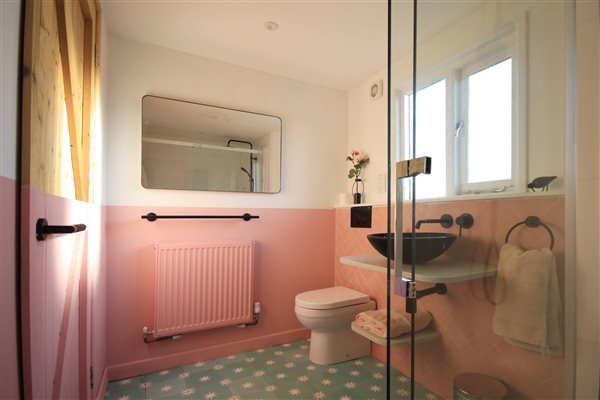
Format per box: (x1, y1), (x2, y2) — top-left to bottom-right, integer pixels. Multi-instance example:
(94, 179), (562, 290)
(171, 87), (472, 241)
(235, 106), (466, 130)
(21, 0), (101, 398)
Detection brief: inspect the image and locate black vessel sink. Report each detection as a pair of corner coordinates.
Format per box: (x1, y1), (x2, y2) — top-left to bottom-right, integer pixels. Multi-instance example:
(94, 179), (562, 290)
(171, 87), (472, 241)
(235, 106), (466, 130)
(367, 232), (457, 264)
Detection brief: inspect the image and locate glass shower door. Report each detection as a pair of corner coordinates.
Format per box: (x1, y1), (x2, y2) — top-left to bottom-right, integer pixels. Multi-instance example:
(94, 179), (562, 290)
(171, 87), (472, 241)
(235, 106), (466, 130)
(389, 0), (575, 399)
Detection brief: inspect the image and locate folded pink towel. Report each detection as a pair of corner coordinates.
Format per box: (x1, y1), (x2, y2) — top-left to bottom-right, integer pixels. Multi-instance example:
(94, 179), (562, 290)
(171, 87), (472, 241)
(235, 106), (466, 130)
(355, 308), (432, 338)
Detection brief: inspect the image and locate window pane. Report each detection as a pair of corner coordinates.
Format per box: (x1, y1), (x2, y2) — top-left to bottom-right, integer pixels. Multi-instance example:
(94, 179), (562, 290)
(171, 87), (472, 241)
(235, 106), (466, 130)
(403, 79), (446, 199)
(467, 58), (512, 183)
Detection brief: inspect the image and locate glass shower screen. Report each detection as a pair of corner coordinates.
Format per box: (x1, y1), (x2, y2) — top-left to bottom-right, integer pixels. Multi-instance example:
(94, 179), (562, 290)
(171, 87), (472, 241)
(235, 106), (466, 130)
(389, 0), (573, 399)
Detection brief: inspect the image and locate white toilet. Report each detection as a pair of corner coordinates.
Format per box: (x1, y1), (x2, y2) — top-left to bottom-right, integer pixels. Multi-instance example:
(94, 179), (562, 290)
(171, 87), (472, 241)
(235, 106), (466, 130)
(295, 286), (376, 365)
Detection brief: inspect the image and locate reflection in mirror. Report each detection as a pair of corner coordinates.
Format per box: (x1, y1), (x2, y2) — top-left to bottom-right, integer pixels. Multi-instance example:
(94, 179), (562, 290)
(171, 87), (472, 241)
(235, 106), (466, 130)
(141, 96), (281, 193)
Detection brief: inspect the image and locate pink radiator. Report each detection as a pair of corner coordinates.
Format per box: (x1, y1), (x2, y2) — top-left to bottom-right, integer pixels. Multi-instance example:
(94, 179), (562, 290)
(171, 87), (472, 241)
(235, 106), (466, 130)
(154, 241), (255, 337)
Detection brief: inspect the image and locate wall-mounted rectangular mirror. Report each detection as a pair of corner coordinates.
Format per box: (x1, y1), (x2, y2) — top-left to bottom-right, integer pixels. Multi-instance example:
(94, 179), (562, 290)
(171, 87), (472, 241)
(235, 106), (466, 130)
(141, 95), (281, 193)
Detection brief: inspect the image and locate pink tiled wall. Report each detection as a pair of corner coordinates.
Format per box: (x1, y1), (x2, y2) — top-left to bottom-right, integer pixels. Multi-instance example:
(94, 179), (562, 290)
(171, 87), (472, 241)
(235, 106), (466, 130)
(105, 206), (335, 379)
(335, 195), (566, 399)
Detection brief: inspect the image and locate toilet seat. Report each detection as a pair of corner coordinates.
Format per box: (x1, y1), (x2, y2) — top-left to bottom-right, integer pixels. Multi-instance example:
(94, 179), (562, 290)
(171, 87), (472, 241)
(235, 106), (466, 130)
(295, 286), (370, 310)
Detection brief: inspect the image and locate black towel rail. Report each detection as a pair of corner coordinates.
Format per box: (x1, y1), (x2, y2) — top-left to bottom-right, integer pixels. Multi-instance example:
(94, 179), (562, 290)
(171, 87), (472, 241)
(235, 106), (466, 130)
(141, 212), (259, 222)
(504, 216), (555, 250)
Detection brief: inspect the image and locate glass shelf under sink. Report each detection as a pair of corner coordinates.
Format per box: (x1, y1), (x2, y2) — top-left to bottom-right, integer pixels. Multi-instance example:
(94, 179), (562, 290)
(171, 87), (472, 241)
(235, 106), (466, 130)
(339, 254), (497, 284)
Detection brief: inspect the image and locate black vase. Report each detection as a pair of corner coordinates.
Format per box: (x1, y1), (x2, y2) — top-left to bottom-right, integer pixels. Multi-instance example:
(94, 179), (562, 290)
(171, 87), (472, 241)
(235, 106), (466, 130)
(352, 178), (364, 204)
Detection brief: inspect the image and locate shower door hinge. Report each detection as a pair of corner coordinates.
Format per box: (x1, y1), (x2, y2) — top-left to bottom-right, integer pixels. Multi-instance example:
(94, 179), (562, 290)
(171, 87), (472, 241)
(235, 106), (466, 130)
(396, 277), (417, 299)
(396, 156), (432, 179)
(90, 367), (94, 389)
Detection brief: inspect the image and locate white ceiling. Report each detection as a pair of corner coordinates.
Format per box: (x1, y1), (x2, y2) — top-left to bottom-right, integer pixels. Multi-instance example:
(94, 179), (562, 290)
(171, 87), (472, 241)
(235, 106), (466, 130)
(103, 1), (481, 91)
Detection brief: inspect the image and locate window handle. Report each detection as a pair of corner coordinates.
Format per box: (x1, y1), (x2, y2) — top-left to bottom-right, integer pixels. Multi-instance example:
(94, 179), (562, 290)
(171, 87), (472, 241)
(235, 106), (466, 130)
(455, 120), (464, 137)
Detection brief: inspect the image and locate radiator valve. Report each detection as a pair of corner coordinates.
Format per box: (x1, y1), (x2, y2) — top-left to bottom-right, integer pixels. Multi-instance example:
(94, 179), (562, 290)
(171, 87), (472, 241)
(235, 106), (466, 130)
(238, 302), (261, 328)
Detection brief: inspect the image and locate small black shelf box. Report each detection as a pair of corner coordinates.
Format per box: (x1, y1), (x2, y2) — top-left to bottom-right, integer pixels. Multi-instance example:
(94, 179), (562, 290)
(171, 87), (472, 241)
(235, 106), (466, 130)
(351, 206), (372, 228)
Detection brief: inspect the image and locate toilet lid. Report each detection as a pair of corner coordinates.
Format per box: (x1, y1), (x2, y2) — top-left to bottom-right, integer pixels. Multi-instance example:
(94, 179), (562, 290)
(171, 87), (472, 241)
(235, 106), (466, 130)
(295, 286), (370, 310)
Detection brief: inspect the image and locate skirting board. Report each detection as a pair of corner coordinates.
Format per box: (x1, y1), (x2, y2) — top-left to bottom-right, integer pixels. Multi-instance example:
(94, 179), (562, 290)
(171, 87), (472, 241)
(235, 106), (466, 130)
(94, 367), (109, 400)
(107, 328), (310, 381)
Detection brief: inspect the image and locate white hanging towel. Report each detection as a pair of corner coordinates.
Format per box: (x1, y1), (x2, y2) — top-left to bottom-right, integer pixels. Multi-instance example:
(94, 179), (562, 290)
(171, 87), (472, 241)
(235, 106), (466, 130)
(493, 243), (562, 356)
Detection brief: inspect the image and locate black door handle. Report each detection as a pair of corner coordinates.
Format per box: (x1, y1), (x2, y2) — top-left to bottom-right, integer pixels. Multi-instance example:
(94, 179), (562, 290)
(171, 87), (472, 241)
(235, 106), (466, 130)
(36, 218), (87, 241)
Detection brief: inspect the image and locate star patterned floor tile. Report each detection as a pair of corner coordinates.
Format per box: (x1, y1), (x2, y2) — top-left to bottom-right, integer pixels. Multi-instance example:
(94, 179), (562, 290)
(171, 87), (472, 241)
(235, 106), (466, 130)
(106, 339), (440, 400)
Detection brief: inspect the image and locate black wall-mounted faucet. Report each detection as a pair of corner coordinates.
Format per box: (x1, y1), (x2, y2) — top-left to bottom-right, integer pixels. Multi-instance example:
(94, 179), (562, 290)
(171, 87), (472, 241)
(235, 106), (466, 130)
(455, 213), (474, 237)
(415, 214), (453, 229)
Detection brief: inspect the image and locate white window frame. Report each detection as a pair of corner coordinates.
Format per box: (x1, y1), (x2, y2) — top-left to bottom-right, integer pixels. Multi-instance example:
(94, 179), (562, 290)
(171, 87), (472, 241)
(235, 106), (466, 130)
(395, 15), (527, 200)
(454, 20), (527, 195)
(398, 72), (454, 201)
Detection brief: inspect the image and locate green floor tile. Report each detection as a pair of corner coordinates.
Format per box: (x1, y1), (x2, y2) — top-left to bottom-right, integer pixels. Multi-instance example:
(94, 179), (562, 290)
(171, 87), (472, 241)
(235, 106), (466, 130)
(182, 359), (217, 374)
(108, 339), (441, 400)
(145, 376), (187, 399)
(145, 367), (185, 386)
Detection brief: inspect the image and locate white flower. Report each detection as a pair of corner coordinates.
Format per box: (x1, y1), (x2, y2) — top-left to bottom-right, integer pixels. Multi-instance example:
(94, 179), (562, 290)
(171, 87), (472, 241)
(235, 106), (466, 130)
(118, 396), (130, 400)
(198, 375), (211, 382)
(327, 367), (338, 374)
(241, 382), (254, 389)
(288, 388), (301, 396)
(179, 372), (190, 380)
(245, 357), (256, 363)
(159, 369), (171, 376)
(274, 351), (284, 356)
(313, 392), (326, 399)
(160, 385), (172, 393)
(285, 362), (295, 368)
(306, 365), (316, 371)
(293, 353), (303, 358)
(204, 392), (217, 399)
(256, 348), (265, 353)
(118, 379), (132, 385)
(376, 362), (385, 368)
(265, 360), (275, 366)
(353, 360), (364, 366)
(321, 379), (332, 386)
(298, 375), (309, 382)
(254, 370), (265, 377)
(344, 382), (357, 389)
(194, 362), (205, 367)
(276, 373), (287, 379)
(397, 388), (409, 397)
(398, 376), (408, 383)
(283, 343), (292, 347)
(265, 385), (277, 393)
(139, 382), (152, 389)
(300, 345), (309, 350)
(234, 367), (244, 374)
(219, 378), (231, 386)
(181, 388), (196, 397)
(426, 393), (437, 400)
(350, 370), (360, 377)
(372, 373), (384, 380)
(340, 395), (352, 400)
(370, 385), (382, 392)
(227, 355), (236, 360)
(213, 364), (224, 370)
(228, 396), (240, 400)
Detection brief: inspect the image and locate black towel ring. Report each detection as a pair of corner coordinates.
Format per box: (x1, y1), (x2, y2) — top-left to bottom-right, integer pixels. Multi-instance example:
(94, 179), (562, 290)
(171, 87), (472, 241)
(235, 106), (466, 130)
(504, 216), (555, 250)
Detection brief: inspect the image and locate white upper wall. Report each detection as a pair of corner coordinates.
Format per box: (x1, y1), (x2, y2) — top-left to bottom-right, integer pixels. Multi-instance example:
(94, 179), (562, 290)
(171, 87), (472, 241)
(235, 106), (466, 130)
(346, 77), (388, 206)
(105, 34), (347, 208)
(349, 1), (569, 205)
(0, 0), (20, 180)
